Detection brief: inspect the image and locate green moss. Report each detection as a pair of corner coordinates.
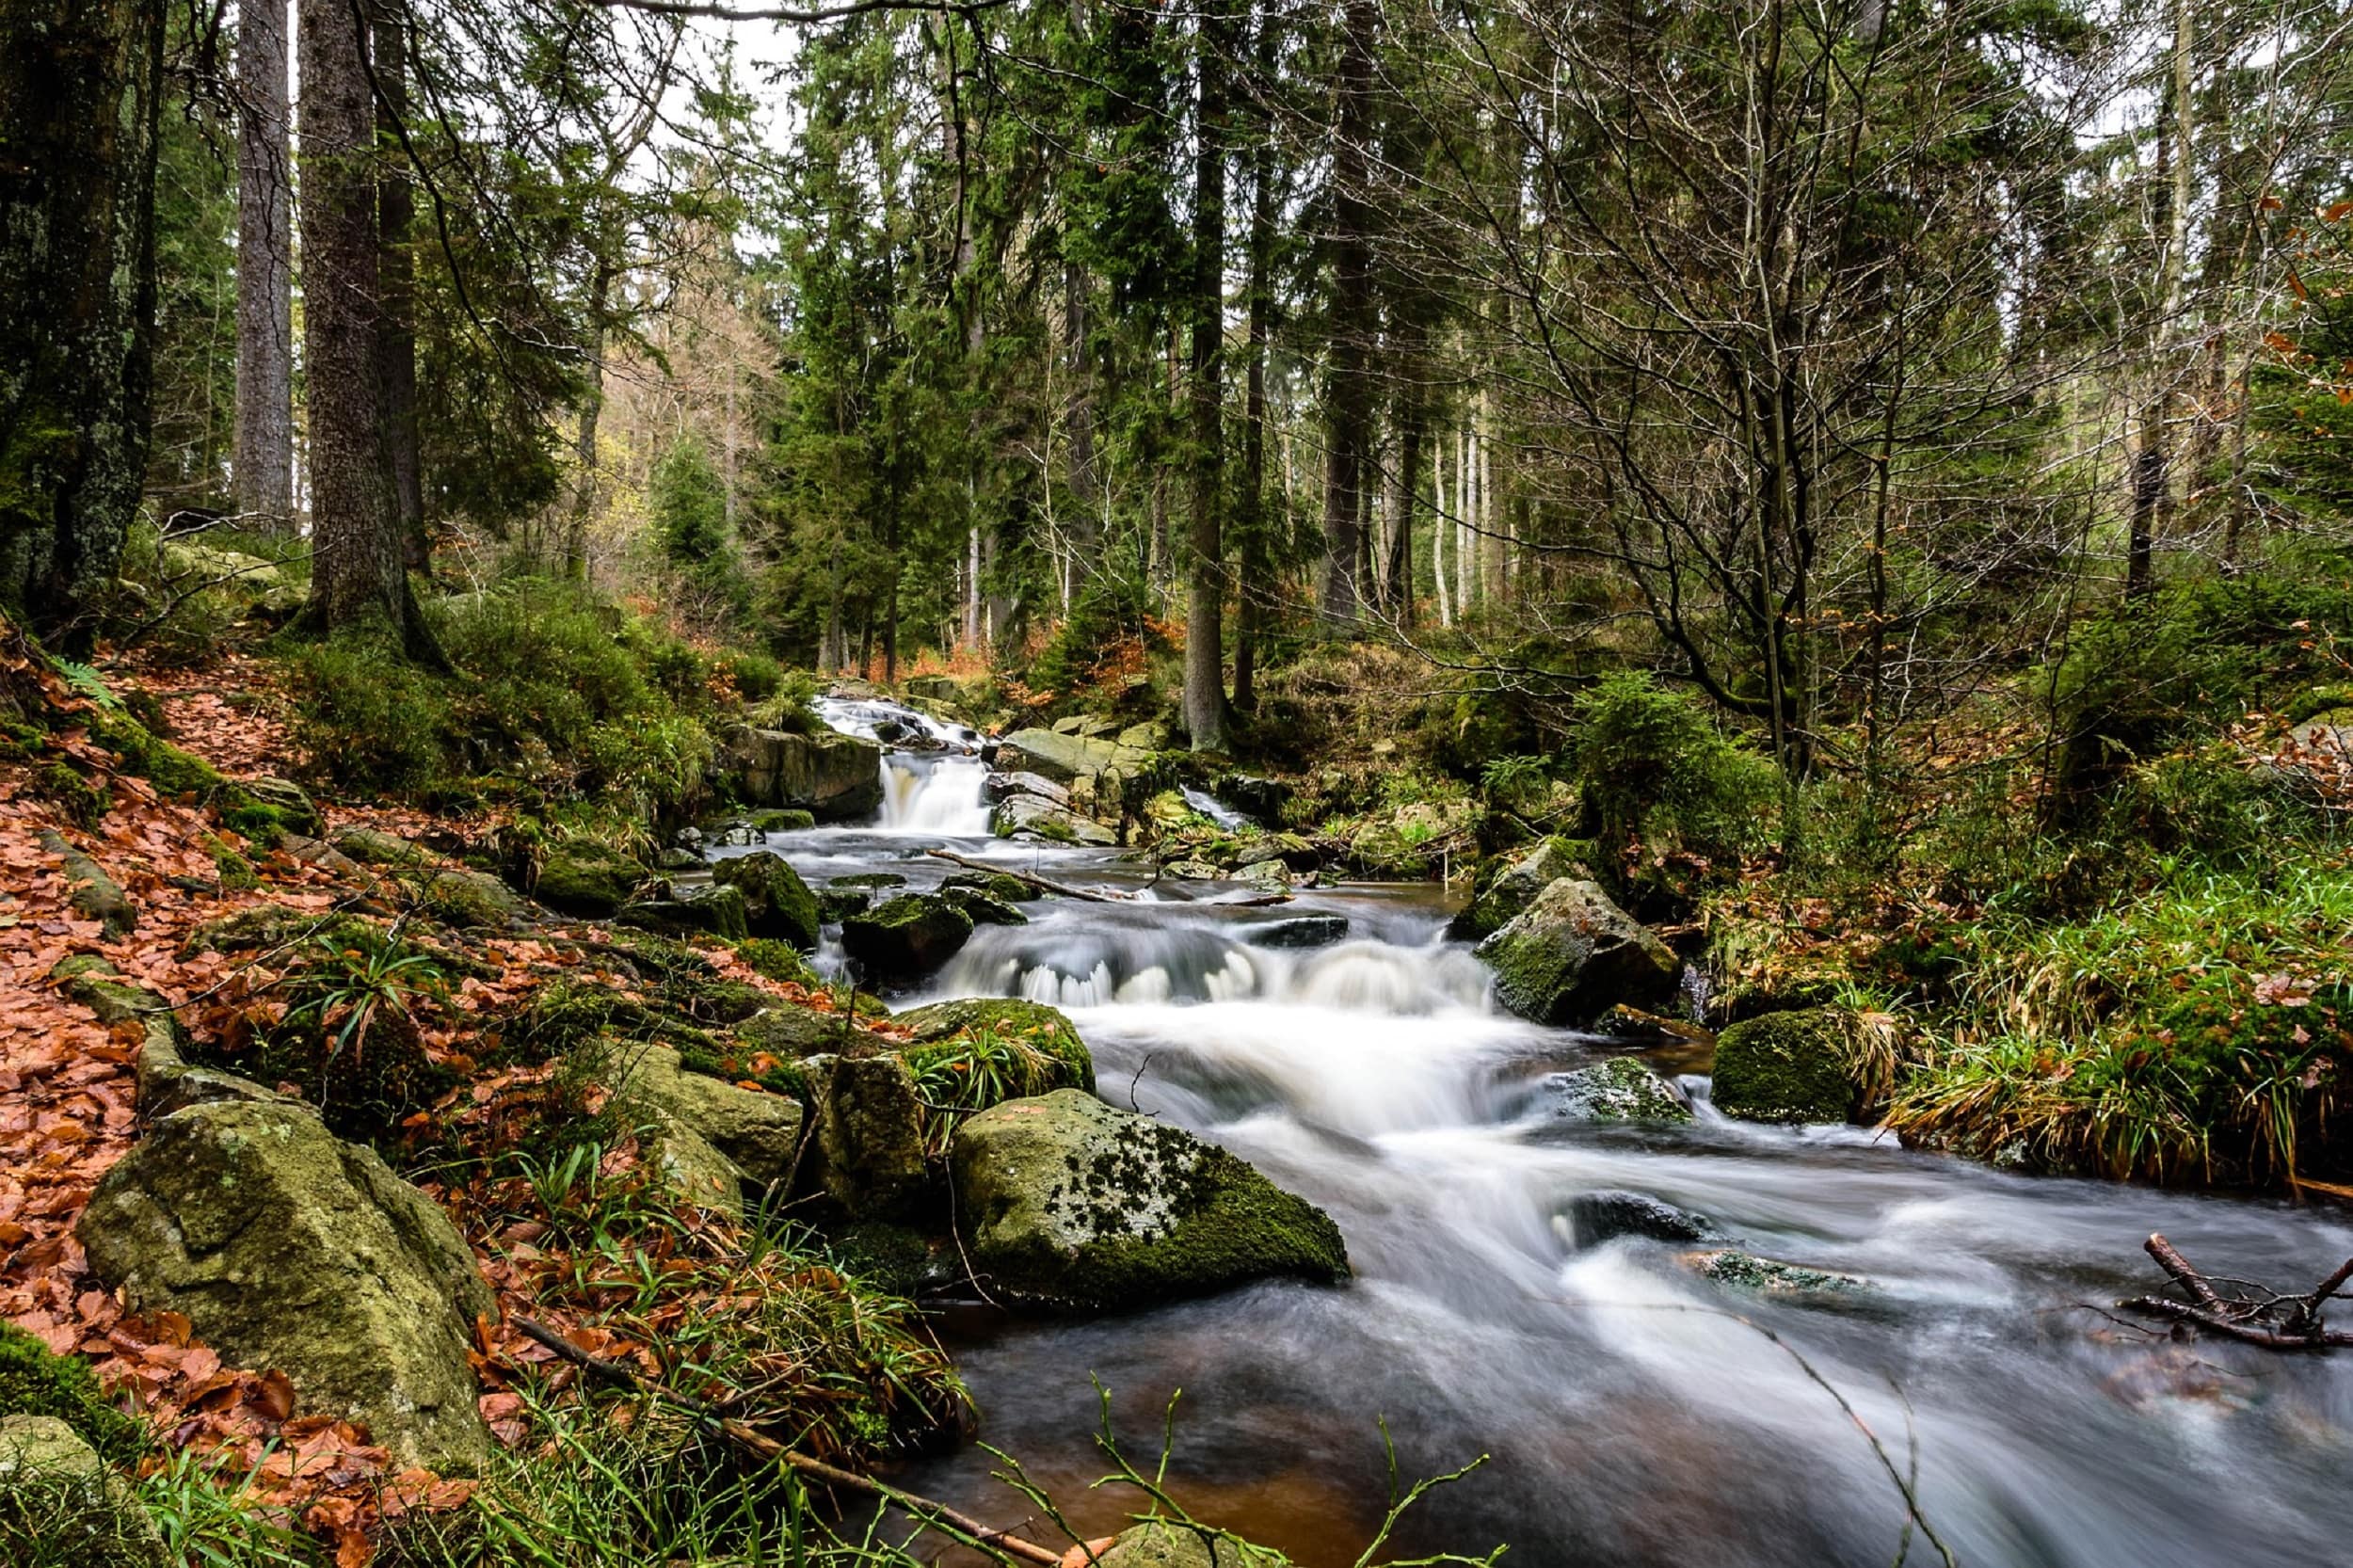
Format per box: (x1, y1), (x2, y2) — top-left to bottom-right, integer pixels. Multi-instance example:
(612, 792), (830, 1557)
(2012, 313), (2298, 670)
(748, 808), (816, 832)
(1697, 1249), (1867, 1297)
(1711, 1007), (1859, 1124)
(206, 839), (259, 892)
(38, 763), (110, 825)
(734, 937), (823, 990)
(534, 846), (644, 918)
(824, 1223), (942, 1298)
(712, 852), (821, 949)
(90, 710), (222, 799)
(0, 1323), (145, 1465)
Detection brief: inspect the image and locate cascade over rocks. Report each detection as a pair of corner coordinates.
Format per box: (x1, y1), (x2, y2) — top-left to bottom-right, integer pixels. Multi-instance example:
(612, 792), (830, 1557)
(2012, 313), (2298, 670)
(75, 1101), (494, 1476)
(950, 1090), (1349, 1312)
(1474, 878), (1678, 1026)
(724, 727), (885, 820)
(712, 850), (822, 949)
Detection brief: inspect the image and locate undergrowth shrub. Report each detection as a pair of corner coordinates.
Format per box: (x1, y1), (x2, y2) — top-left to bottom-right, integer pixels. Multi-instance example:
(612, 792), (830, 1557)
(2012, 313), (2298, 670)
(0, 1321), (145, 1464)
(1564, 671), (1777, 878)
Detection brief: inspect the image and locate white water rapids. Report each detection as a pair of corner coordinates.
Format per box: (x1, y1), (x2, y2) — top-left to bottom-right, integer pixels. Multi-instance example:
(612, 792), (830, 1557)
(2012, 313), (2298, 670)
(713, 696), (2353, 1566)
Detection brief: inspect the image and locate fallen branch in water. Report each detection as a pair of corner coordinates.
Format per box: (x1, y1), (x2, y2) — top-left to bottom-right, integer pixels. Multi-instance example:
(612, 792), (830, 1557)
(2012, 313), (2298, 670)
(926, 847), (1124, 904)
(513, 1317), (1064, 1565)
(2118, 1233), (2353, 1351)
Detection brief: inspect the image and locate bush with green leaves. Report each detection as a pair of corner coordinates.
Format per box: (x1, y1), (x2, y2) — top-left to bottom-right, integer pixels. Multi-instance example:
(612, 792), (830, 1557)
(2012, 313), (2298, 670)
(1563, 671), (1778, 874)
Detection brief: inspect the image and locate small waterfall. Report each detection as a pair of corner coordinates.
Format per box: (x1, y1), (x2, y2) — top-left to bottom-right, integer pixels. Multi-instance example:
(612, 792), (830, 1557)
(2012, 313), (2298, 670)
(878, 754), (992, 835)
(1180, 785), (1251, 830)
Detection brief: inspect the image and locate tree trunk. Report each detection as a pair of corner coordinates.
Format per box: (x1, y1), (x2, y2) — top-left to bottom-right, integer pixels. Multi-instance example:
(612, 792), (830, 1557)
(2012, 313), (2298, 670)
(1318, 0), (1377, 626)
(0, 0), (165, 655)
(567, 266), (613, 582)
(1233, 30), (1277, 714)
(298, 0), (412, 643)
(234, 0), (294, 534)
(374, 1), (425, 575)
(1184, 3), (1232, 753)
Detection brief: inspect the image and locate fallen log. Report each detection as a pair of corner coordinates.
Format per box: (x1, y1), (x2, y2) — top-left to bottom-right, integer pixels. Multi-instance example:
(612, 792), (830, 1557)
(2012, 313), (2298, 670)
(926, 847), (1124, 904)
(514, 1317), (1064, 1565)
(2118, 1233), (2353, 1352)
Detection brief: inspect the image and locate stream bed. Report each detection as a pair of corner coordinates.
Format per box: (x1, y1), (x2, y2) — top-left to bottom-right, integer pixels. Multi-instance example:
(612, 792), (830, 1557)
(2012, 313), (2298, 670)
(716, 702), (2353, 1567)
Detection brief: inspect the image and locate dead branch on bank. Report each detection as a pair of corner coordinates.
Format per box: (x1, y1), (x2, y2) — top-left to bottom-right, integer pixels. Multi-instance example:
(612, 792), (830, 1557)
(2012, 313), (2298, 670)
(2119, 1233), (2353, 1350)
(512, 1317), (1065, 1565)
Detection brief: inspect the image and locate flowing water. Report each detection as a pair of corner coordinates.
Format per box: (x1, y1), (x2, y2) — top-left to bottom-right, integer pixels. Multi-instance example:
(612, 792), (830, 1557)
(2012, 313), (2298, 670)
(717, 699), (2353, 1567)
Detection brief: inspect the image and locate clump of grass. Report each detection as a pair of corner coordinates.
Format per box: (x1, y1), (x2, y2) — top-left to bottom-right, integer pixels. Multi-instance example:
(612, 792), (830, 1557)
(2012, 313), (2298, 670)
(1889, 856), (2353, 1185)
(903, 1027), (1067, 1154)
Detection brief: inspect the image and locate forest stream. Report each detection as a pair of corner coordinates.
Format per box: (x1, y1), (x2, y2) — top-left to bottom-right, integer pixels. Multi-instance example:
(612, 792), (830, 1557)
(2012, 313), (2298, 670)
(687, 698), (2353, 1568)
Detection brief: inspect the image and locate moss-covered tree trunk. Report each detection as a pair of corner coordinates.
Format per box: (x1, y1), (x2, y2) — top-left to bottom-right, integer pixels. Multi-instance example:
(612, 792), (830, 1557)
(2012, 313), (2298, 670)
(0, 0), (167, 656)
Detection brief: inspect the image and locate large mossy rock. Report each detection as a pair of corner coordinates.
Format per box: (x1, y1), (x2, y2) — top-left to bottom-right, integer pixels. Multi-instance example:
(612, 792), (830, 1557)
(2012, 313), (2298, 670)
(712, 851), (821, 950)
(0, 1415), (168, 1567)
(75, 1102), (493, 1476)
(895, 997), (1094, 1095)
(1710, 1006), (1862, 1125)
(840, 893), (973, 984)
(991, 792), (1119, 845)
(618, 882), (749, 941)
(607, 1042), (805, 1188)
(1447, 837), (1595, 941)
(951, 1090), (1349, 1312)
(725, 728), (885, 821)
(806, 1053), (933, 1221)
(1474, 878), (1677, 1026)
(533, 844), (645, 918)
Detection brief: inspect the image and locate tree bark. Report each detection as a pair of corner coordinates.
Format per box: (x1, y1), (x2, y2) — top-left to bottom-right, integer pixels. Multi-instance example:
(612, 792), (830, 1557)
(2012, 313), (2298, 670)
(1183, 1), (1232, 753)
(234, 0), (295, 534)
(298, 0), (414, 644)
(374, 0), (425, 575)
(1318, 0), (1377, 626)
(0, 0), (166, 655)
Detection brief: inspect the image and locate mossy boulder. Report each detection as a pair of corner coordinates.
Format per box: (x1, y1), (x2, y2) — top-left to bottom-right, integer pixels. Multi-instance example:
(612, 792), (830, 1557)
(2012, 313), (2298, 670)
(75, 1102), (494, 1475)
(1448, 837), (1596, 941)
(1542, 1056), (1692, 1124)
(1475, 878), (1677, 1026)
(895, 997), (1094, 1095)
(939, 869), (1034, 903)
(724, 727), (885, 820)
(618, 882), (750, 942)
(533, 844), (645, 918)
(749, 808), (817, 832)
(607, 1042), (805, 1188)
(223, 776), (322, 842)
(840, 893), (974, 984)
(806, 1053), (933, 1221)
(56, 958), (278, 1118)
(712, 851), (821, 949)
(329, 824), (429, 867)
(939, 885), (1027, 926)
(1095, 1522), (1223, 1568)
(1711, 1006), (1861, 1125)
(951, 1090), (1349, 1312)
(0, 1415), (168, 1568)
(0, 1325), (144, 1466)
(1565, 1190), (1716, 1245)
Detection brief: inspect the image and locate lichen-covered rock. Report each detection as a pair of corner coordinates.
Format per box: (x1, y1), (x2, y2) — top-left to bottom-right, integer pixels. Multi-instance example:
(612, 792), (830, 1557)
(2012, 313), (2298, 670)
(230, 776), (322, 840)
(75, 1102), (493, 1475)
(1565, 1190), (1716, 1245)
(995, 728), (1151, 784)
(712, 851), (821, 950)
(1710, 1006), (1860, 1125)
(724, 728), (885, 820)
(734, 1003), (892, 1060)
(840, 893), (974, 983)
(55, 960), (279, 1118)
(1692, 1249), (1870, 1299)
(1542, 1056), (1692, 1123)
(37, 830), (135, 936)
(1447, 837), (1596, 941)
(329, 824), (428, 867)
(1474, 878), (1677, 1026)
(895, 997), (1094, 1094)
(0, 1415), (168, 1567)
(618, 882), (749, 942)
(533, 844), (644, 917)
(408, 865), (531, 931)
(951, 1090), (1349, 1312)
(807, 1053), (932, 1221)
(607, 1043), (804, 1187)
